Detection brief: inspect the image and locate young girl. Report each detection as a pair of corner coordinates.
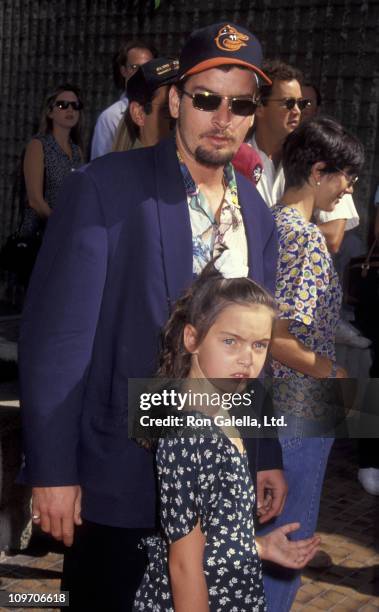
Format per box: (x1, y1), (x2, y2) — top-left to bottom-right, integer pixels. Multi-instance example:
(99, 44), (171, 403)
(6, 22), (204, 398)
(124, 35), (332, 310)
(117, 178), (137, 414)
(134, 263), (320, 612)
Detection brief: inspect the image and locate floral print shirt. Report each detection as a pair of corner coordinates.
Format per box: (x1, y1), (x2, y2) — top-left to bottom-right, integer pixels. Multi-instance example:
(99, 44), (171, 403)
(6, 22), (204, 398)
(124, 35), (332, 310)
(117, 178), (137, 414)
(177, 153), (248, 276)
(270, 206), (342, 418)
(133, 420), (266, 612)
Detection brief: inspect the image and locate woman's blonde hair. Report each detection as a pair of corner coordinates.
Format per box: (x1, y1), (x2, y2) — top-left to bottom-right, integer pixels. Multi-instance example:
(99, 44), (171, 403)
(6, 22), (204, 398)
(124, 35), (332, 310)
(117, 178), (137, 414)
(112, 108), (138, 152)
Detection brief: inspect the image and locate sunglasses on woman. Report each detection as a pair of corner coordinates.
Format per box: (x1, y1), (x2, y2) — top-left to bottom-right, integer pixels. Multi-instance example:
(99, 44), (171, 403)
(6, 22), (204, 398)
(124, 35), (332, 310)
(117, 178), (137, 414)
(54, 100), (83, 111)
(265, 97), (311, 111)
(182, 90), (258, 116)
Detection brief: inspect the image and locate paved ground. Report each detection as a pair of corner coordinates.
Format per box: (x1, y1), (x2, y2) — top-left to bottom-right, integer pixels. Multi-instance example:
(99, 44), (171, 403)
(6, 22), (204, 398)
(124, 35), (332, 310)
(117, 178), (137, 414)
(293, 440), (379, 611)
(0, 440), (377, 611)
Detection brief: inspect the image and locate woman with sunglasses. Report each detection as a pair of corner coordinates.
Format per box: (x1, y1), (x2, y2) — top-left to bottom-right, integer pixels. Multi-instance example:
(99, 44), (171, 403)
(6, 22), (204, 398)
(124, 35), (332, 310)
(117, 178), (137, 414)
(23, 83), (84, 223)
(259, 116), (364, 612)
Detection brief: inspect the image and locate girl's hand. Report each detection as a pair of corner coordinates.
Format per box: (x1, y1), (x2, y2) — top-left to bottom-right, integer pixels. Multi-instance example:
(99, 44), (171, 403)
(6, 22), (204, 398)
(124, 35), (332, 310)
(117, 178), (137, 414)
(256, 523), (320, 568)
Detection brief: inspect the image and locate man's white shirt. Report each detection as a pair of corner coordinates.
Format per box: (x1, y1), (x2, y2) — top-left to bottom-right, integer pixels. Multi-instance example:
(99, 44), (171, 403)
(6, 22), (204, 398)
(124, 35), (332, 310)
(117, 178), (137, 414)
(251, 134), (359, 230)
(91, 94), (129, 160)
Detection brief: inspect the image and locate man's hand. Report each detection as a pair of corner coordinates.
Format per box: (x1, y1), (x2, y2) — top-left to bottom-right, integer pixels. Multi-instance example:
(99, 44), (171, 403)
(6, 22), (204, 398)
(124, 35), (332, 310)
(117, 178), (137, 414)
(32, 486), (82, 547)
(336, 366), (348, 378)
(256, 469), (288, 524)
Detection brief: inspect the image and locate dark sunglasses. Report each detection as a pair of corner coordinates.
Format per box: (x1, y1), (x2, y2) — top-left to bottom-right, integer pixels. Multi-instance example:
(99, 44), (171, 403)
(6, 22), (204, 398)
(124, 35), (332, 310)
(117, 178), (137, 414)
(54, 100), (83, 111)
(265, 97), (311, 111)
(182, 90), (258, 116)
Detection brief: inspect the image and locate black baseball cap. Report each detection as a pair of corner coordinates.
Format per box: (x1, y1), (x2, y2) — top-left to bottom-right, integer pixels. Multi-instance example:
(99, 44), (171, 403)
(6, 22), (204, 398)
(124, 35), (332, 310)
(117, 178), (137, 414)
(127, 57), (179, 103)
(178, 22), (271, 84)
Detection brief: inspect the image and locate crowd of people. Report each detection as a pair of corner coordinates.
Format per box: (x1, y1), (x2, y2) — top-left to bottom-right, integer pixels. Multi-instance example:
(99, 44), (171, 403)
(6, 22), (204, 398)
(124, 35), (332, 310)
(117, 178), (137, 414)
(16, 20), (378, 612)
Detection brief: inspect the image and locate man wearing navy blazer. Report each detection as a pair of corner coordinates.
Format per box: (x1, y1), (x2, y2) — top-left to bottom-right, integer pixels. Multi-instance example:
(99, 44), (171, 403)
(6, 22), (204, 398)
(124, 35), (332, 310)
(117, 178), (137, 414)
(19, 23), (287, 611)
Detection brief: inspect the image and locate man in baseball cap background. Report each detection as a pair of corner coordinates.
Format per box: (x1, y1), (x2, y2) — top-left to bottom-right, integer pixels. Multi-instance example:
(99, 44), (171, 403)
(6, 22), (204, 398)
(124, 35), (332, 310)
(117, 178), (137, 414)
(112, 57), (179, 151)
(20, 22), (286, 611)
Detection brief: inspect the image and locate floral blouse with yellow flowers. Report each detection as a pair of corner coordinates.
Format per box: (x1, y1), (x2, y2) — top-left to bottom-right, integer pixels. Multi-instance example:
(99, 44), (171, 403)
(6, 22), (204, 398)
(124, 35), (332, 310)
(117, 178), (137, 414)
(177, 153), (248, 276)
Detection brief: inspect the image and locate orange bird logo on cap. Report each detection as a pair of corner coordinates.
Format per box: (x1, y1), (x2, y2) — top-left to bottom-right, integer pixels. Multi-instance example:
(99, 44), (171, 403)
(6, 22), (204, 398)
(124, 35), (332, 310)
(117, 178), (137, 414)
(215, 25), (249, 52)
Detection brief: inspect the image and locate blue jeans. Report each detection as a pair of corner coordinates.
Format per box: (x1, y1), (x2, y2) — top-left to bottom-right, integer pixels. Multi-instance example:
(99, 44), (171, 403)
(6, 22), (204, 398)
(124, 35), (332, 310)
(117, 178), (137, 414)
(259, 437), (334, 612)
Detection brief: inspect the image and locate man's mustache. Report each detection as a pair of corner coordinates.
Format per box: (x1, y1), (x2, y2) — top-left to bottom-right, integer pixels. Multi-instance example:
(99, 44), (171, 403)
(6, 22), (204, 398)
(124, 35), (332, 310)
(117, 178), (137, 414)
(200, 130), (235, 141)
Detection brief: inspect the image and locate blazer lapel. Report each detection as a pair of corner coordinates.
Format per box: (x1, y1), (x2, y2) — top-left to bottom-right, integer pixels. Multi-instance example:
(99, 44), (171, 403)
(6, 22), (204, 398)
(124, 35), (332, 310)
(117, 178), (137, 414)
(154, 137), (193, 308)
(236, 174), (264, 284)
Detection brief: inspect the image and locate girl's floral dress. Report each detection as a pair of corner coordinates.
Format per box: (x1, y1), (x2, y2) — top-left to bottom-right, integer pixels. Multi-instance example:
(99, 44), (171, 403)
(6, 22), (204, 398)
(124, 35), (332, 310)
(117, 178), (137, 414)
(133, 422), (266, 612)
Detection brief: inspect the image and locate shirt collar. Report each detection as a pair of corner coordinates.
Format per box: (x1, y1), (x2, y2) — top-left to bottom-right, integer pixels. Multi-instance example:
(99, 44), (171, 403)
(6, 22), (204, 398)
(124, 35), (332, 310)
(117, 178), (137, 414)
(177, 150), (239, 221)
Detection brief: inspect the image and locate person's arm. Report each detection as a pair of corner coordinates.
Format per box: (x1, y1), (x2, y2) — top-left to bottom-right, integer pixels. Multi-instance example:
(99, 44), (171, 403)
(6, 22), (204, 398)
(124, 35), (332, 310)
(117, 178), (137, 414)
(157, 434), (213, 610)
(255, 211), (284, 524)
(317, 219), (346, 253)
(19, 169), (108, 543)
(271, 319), (347, 378)
(257, 222), (286, 522)
(169, 521), (209, 612)
(23, 139), (52, 218)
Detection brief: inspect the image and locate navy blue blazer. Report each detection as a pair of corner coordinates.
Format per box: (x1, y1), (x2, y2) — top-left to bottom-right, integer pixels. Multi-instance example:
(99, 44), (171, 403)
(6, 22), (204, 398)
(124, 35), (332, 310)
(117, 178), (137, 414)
(19, 136), (280, 528)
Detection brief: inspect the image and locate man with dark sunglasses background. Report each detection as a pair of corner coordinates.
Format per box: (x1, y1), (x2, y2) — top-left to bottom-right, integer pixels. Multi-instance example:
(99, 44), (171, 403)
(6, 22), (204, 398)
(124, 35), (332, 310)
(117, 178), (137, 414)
(112, 57), (179, 151)
(251, 59), (306, 207)
(20, 22), (287, 611)
(251, 62), (362, 268)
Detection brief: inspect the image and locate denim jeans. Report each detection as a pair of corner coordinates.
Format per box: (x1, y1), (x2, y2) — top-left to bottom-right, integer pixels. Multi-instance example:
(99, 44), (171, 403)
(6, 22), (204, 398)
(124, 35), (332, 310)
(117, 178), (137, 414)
(258, 437), (334, 612)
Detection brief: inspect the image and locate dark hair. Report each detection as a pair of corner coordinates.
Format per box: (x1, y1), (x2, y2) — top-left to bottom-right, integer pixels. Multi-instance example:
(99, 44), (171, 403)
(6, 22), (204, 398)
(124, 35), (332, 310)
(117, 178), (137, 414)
(259, 59), (304, 102)
(158, 261), (276, 378)
(113, 39), (158, 89)
(117, 91), (157, 150)
(128, 87), (157, 112)
(39, 83), (83, 147)
(282, 116), (365, 189)
(303, 82), (322, 107)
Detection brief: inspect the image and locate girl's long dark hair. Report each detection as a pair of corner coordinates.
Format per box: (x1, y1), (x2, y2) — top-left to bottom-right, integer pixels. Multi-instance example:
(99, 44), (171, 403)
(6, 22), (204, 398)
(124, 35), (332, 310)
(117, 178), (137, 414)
(135, 261), (276, 452)
(157, 261), (276, 378)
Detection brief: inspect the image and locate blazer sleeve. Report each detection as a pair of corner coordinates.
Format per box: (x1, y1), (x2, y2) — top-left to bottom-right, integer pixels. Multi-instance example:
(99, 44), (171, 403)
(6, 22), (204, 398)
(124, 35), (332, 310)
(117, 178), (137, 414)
(259, 208), (283, 472)
(263, 212), (278, 296)
(256, 439), (283, 472)
(19, 169), (108, 486)
(254, 383), (283, 473)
